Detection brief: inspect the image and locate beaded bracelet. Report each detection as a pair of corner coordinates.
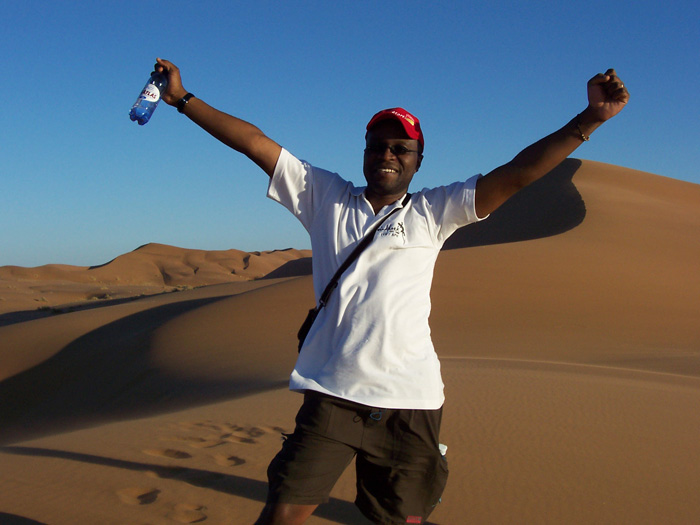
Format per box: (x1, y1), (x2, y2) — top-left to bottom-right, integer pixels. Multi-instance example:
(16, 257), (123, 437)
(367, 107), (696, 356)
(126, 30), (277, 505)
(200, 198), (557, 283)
(575, 114), (590, 141)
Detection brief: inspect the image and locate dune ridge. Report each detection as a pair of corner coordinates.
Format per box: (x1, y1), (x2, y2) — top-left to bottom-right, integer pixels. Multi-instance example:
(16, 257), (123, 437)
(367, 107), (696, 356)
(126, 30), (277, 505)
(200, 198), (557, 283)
(1, 159), (699, 524)
(0, 243), (311, 323)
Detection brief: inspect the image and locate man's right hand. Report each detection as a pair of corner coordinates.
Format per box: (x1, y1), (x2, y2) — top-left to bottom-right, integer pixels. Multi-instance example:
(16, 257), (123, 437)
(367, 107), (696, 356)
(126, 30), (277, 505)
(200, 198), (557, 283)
(154, 58), (188, 106)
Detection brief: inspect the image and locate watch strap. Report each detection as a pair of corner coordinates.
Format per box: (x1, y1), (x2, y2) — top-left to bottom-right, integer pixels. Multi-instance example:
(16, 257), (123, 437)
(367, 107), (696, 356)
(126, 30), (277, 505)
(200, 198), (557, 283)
(177, 93), (195, 113)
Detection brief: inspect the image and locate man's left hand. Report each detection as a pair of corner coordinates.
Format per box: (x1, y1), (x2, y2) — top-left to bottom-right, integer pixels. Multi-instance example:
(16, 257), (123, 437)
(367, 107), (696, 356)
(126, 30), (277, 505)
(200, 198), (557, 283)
(586, 68), (629, 122)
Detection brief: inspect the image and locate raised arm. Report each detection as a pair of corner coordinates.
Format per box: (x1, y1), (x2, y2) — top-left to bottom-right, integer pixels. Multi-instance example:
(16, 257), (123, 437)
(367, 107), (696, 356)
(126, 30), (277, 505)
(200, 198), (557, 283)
(475, 69), (629, 218)
(155, 58), (282, 177)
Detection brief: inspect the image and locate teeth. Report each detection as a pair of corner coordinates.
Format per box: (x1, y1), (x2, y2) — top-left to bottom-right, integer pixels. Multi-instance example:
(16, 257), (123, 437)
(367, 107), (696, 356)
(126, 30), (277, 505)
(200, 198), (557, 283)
(379, 168), (397, 173)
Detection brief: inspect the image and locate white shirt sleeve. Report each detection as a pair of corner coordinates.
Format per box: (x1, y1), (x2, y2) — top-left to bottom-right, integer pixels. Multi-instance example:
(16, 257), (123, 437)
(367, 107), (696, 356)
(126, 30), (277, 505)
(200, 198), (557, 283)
(418, 174), (485, 244)
(267, 148), (352, 233)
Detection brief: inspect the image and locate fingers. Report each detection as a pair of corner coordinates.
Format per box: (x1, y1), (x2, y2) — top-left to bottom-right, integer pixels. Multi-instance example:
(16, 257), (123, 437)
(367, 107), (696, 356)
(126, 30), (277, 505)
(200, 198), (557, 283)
(152, 58), (188, 105)
(154, 57), (177, 75)
(589, 68), (623, 88)
(605, 68), (625, 91)
(606, 69), (629, 102)
(589, 68), (629, 102)
(588, 72), (610, 86)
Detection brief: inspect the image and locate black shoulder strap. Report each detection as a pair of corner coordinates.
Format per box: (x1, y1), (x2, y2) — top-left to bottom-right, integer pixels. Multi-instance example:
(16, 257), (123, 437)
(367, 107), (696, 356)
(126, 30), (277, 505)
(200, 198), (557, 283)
(297, 193), (411, 352)
(317, 192), (411, 308)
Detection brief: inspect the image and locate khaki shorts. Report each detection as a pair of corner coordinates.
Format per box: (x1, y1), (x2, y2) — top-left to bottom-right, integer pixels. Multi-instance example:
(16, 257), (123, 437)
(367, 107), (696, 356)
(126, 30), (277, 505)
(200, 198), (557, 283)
(266, 391), (448, 524)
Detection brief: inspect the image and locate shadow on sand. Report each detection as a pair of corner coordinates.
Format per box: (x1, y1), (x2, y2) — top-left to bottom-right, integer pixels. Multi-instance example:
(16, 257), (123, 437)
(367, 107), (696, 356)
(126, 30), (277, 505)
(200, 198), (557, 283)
(0, 293), (292, 445)
(0, 445), (374, 524)
(443, 158), (585, 249)
(0, 512), (47, 525)
(0, 294), (153, 328)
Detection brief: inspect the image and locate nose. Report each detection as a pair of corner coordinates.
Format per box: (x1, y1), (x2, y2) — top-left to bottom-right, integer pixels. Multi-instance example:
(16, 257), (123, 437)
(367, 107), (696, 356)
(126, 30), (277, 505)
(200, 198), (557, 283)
(381, 146), (396, 159)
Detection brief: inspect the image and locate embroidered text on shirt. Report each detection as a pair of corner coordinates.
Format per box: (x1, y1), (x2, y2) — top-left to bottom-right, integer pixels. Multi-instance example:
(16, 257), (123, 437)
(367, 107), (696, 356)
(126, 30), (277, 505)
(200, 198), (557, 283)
(377, 221), (406, 242)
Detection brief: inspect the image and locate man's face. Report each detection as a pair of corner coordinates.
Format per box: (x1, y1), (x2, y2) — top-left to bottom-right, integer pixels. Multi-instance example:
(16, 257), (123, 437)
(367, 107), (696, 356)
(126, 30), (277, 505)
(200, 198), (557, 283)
(363, 120), (423, 202)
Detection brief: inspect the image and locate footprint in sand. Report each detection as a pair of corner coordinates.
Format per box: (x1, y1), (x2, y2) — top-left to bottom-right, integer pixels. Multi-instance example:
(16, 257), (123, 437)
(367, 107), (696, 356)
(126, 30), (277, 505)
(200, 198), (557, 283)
(263, 425), (288, 434)
(243, 426), (266, 438)
(143, 448), (193, 459)
(222, 426), (274, 444)
(162, 435), (207, 444)
(167, 503), (207, 523)
(223, 434), (258, 445)
(170, 420), (279, 445)
(188, 438), (225, 449)
(213, 454), (246, 467)
(156, 420), (289, 471)
(161, 435), (226, 449)
(175, 421), (225, 432)
(116, 487), (160, 505)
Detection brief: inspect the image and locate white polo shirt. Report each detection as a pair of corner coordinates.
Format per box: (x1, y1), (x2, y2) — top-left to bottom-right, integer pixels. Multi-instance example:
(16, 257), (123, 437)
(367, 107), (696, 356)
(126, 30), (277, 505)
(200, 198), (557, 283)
(268, 148), (484, 409)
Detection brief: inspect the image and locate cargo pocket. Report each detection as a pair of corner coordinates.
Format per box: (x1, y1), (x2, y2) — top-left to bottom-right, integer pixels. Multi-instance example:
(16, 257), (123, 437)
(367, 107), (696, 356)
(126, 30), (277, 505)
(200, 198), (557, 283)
(428, 452), (449, 511)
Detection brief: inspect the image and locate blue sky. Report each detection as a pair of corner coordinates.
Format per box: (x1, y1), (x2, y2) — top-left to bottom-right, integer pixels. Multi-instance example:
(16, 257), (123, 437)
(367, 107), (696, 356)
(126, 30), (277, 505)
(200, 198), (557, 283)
(2, 1), (698, 267)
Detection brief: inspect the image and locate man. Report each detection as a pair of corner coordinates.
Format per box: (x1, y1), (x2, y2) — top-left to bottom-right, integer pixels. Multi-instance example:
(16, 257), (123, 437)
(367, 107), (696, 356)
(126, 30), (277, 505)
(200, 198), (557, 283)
(154, 58), (628, 524)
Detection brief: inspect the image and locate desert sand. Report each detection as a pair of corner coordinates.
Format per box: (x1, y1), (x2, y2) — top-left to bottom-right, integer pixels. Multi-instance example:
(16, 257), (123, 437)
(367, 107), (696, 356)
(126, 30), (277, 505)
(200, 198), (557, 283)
(1, 159), (699, 524)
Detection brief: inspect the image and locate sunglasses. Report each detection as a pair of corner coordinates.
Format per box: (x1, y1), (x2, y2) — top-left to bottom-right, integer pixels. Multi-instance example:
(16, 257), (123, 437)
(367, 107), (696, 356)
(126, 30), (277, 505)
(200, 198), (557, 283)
(364, 143), (420, 156)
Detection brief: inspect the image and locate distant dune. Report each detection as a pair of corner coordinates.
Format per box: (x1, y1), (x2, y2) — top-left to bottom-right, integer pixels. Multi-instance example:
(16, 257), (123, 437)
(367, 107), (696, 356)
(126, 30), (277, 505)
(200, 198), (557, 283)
(1, 159), (699, 524)
(0, 244), (311, 323)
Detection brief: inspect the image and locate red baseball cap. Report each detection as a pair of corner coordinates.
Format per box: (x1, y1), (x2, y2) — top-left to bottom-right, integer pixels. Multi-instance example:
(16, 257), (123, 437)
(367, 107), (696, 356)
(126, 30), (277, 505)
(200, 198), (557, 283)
(366, 107), (424, 149)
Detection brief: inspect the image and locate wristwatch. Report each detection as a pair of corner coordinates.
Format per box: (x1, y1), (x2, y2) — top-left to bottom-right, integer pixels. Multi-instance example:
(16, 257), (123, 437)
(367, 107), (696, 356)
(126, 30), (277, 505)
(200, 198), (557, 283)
(177, 93), (195, 113)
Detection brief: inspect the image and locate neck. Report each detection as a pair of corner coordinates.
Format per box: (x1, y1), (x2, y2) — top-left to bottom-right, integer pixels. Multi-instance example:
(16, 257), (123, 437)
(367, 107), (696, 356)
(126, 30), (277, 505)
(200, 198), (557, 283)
(365, 190), (406, 214)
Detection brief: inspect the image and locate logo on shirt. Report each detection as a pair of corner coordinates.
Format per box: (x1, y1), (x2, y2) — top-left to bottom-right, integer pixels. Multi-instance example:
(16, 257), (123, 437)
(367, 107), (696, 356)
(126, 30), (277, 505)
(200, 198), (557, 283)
(377, 221), (406, 242)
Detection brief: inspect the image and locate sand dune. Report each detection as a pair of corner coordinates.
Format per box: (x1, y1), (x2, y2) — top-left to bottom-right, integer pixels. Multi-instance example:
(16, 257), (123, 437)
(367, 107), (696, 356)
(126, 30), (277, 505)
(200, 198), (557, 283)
(1, 159), (699, 524)
(0, 244), (311, 324)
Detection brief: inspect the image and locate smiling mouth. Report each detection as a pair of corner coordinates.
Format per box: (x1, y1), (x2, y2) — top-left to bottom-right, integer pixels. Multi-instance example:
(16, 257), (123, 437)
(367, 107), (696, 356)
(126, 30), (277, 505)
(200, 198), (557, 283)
(378, 168), (398, 174)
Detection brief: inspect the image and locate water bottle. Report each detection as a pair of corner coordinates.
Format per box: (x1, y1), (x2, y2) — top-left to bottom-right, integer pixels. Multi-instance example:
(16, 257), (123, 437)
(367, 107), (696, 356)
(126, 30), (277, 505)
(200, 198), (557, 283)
(129, 70), (168, 125)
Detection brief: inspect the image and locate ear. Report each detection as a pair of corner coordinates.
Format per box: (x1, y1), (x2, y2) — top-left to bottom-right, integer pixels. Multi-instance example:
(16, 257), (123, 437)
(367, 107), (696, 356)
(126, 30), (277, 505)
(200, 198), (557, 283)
(416, 154), (423, 172)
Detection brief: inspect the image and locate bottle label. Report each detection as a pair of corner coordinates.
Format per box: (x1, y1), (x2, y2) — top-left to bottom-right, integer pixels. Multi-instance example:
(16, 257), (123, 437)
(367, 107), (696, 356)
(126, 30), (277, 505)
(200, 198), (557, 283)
(140, 83), (161, 102)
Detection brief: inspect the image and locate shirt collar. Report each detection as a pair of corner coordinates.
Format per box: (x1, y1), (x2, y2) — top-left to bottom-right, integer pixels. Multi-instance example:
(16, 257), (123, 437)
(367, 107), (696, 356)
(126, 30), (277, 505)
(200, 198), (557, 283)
(351, 185), (365, 197)
(357, 188), (410, 214)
